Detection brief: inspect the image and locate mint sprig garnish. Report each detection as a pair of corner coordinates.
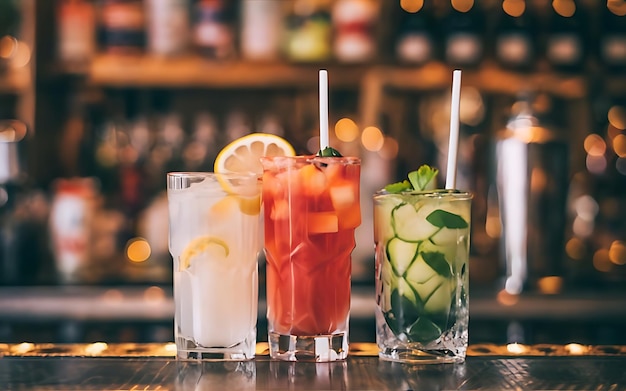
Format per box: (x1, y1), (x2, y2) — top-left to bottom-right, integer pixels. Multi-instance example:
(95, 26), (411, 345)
(317, 146), (343, 157)
(385, 165), (439, 193)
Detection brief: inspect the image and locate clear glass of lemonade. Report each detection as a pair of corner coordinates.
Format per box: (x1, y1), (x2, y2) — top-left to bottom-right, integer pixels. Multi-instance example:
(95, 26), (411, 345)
(374, 189), (472, 363)
(260, 155), (361, 362)
(167, 172), (261, 360)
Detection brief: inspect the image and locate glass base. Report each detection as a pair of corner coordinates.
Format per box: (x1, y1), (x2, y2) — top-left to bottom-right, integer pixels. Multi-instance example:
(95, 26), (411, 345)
(378, 347), (466, 364)
(268, 331), (348, 362)
(176, 335), (255, 361)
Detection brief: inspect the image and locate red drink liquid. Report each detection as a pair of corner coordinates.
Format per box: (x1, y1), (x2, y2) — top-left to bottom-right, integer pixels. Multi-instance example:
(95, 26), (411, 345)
(261, 155), (360, 360)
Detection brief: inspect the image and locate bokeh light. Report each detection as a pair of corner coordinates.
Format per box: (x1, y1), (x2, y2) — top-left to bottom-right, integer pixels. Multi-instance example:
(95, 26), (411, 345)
(451, 0), (474, 13)
(400, 0), (424, 13)
(609, 241), (626, 265)
(552, 0), (576, 17)
(537, 276), (563, 295)
(502, 0), (525, 17)
(361, 126), (384, 152)
(586, 155), (607, 174)
(11, 41), (31, 68)
(608, 106), (626, 130)
(0, 35), (17, 59)
(565, 343), (587, 355)
(497, 289), (519, 306)
(613, 134), (626, 157)
(583, 134), (606, 156)
(592, 248), (612, 272)
(565, 237), (586, 260)
(334, 118), (359, 142)
(126, 238), (151, 263)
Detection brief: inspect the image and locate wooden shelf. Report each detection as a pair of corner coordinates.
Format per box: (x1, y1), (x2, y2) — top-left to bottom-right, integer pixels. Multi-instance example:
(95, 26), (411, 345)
(82, 54), (594, 99)
(372, 61), (588, 99)
(87, 54), (370, 89)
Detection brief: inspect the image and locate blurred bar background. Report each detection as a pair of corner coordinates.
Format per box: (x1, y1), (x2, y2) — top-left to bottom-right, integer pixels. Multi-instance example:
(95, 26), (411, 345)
(0, 0), (625, 345)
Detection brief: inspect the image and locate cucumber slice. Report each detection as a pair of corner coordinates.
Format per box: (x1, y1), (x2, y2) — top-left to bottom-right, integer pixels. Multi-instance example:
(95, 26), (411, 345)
(386, 237), (418, 275)
(392, 203), (438, 242)
(404, 255), (437, 284)
(423, 280), (453, 315)
(374, 196), (403, 242)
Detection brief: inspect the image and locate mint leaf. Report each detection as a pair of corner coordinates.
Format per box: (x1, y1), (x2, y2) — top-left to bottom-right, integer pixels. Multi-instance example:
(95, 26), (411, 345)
(426, 209), (468, 229)
(408, 165), (438, 191)
(317, 146), (343, 157)
(421, 251), (452, 278)
(384, 180), (411, 193)
(384, 165), (439, 193)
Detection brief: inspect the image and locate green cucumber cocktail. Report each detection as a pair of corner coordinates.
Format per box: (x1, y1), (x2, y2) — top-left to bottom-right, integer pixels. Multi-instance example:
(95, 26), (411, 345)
(374, 166), (471, 363)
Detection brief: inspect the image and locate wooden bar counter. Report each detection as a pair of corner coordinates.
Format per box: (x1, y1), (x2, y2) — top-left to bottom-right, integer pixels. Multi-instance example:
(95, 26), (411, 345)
(2, 342), (626, 390)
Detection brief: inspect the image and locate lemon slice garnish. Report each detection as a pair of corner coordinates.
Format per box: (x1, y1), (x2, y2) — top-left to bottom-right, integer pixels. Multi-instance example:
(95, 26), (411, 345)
(214, 133), (295, 177)
(179, 236), (229, 271)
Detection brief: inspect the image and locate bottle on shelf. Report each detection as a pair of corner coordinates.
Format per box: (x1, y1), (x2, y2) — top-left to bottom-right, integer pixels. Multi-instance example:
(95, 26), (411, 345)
(192, 0), (236, 60)
(395, 0), (439, 65)
(283, 0), (332, 63)
(98, 0), (146, 55)
(0, 120), (50, 286)
(240, 0), (283, 61)
(331, 0), (378, 63)
(493, 0), (537, 72)
(145, 0), (191, 57)
(442, 0), (485, 69)
(544, 0), (586, 73)
(55, 0), (96, 64)
(598, 2), (626, 74)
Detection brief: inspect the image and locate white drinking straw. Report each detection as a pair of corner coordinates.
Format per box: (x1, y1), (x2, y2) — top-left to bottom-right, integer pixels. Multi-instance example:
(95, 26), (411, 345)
(319, 69), (329, 151)
(446, 69), (462, 190)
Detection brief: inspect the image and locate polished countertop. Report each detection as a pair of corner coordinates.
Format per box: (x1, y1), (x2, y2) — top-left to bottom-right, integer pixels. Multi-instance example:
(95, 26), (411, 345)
(1, 342), (626, 390)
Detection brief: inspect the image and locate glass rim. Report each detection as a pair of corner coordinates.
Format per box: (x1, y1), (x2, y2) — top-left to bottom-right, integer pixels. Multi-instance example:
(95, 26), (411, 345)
(167, 171), (260, 190)
(374, 188), (473, 200)
(260, 155), (361, 164)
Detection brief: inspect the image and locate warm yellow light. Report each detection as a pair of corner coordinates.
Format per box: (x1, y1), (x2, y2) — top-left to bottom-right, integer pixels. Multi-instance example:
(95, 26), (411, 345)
(607, 0), (626, 16)
(496, 290), (519, 306)
(11, 41), (31, 68)
(552, 0), (575, 17)
(400, 0), (424, 13)
(451, 0), (474, 13)
(609, 241), (626, 265)
(592, 248), (612, 272)
(503, 0), (525, 17)
(0, 35), (17, 59)
(565, 343), (587, 355)
(14, 342), (34, 354)
(613, 134), (626, 157)
(85, 342), (108, 356)
(335, 118), (359, 142)
(583, 134), (606, 156)
(506, 343), (528, 354)
(608, 106), (626, 130)
(361, 126), (384, 152)
(565, 237), (585, 260)
(126, 238), (151, 263)
(537, 276), (563, 295)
